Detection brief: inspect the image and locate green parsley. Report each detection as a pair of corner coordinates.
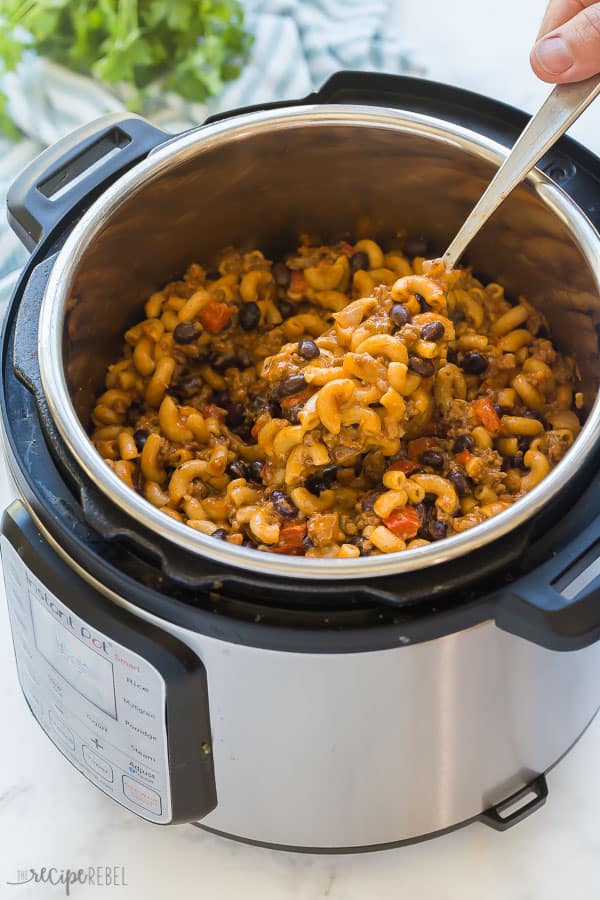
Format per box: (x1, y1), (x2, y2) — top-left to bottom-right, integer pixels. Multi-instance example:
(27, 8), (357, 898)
(0, 0), (253, 135)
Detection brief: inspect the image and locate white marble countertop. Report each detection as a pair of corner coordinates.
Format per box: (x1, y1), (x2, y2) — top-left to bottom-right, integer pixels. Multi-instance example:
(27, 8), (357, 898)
(2, 0), (600, 896)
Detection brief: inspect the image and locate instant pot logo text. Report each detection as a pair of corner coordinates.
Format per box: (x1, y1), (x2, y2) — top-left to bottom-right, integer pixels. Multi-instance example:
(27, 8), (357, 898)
(30, 578), (112, 658)
(7, 867), (127, 895)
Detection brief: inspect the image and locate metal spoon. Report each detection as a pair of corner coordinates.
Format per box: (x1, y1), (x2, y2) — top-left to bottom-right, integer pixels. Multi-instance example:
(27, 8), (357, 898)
(443, 73), (600, 270)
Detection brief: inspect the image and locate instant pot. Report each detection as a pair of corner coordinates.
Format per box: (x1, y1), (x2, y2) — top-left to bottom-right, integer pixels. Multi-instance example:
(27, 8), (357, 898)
(3, 72), (600, 851)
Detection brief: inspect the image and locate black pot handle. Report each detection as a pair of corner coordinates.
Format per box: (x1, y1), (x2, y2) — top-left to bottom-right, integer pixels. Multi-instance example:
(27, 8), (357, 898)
(7, 113), (168, 251)
(496, 511), (600, 651)
(479, 774), (548, 831)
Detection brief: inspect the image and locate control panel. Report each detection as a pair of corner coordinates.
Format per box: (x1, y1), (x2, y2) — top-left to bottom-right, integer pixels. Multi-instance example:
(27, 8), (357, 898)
(1, 503), (217, 825)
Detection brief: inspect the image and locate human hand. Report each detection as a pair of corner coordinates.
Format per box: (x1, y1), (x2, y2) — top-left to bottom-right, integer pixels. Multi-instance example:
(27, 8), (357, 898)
(531, 1), (600, 82)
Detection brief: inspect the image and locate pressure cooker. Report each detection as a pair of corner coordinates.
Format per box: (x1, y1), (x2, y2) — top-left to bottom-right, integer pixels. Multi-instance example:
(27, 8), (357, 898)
(3, 72), (600, 851)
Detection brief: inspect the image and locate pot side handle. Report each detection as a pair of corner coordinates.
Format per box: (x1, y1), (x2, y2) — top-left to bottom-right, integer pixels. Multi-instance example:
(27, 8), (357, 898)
(495, 512), (600, 651)
(7, 113), (168, 252)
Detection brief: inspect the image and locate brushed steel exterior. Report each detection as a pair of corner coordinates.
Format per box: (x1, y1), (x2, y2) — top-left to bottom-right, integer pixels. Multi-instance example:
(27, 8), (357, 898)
(9, 492), (600, 848)
(36, 105), (600, 581)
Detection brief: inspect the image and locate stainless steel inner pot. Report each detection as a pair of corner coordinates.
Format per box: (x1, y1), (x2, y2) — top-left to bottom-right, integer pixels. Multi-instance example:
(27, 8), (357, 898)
(38, 105), (600, 580)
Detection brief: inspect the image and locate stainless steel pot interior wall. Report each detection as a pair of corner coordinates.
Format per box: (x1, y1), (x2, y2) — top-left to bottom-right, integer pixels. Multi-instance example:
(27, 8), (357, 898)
(37, 107), (600, 579)
(60, 109), (600, 425)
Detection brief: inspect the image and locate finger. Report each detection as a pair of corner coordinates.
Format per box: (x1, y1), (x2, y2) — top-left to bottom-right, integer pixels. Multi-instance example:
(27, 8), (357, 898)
(531, 1), (600, 81)
(536, 0), (584, 39)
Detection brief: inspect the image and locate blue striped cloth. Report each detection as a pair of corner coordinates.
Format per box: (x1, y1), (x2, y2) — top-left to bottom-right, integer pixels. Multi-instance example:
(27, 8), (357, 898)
(0, 0), (420, 309)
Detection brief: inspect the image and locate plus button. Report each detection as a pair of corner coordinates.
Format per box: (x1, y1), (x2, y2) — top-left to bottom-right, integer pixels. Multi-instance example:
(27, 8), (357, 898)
(91, 737), (103, 750)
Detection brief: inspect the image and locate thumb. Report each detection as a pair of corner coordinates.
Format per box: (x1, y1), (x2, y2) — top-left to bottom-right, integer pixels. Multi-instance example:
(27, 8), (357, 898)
(531, 2), (600, 82)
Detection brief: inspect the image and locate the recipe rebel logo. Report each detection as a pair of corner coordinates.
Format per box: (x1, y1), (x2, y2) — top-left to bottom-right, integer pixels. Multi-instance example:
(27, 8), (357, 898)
(7, 867), (128, 895)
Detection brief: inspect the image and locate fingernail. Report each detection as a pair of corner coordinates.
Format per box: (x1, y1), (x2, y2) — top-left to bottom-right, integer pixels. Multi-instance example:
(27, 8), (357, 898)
(533, 36), (574, 74)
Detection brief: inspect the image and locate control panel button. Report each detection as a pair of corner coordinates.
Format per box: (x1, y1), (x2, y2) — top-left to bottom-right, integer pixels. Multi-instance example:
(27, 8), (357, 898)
(1, 517), (219, 826)
(122, 776), (162, 814)
(49, 709), (75, 751)
(83, 746), (114, 783)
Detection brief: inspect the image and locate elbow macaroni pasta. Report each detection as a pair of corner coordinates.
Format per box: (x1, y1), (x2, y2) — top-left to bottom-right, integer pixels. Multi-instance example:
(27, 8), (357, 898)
(91, 234), (581, 557)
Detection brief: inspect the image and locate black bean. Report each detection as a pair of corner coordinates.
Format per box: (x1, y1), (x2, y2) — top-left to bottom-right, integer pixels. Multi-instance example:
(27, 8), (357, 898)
(504, 454), (524, 469)
(417, 503), (435, 540)
(420, 450), (444, 470)
(404, 236), (429, 257)
(523, 410), (547, 427)
(252, 395), (270, 415)
(446, 347), (459, 365)
(272, 261), (291, 287)
(492, 403), (503, 419)
(350, 251), (369, 273)
(415, 293), (431, 313)
(302, 533), (314, 552)
(133, 429), (149, 452)
(321, 464), (338, 485)
(298, 338), (320, 360)
(239, 301), (261, 331)
(408, 355), (435, 377)
(428, 520), (448, 540)
(447, 469), (468, 496)
(226, 402), (245, 428)
(277, 372), (307, 397)
(242, 538), (255, 548)
(278, 298), (295, 320)
(173, 374), (205, 399)
(305, 465), (338, 496)
(460, 351), (489, 375)
(248, 460), (265, 483)
(173, 322), (198, 344)
(271, 489), (297, 518)
(420, 320), (445, 342)
(413, 502), (427, 523)
(212, 528), (228, 541)
(305, 474), (326, 495)
(269, 399), (283, 418)
(349, 536), (369, 556)
(227, 459), (250, 480)
(282, 403), (301, 425)
(361, 490), (382, 512)
(453, 434), (474, 453)
(390, 303), (411, 328)
(212, 389), (232, 410)
(517, 435), (531, 453)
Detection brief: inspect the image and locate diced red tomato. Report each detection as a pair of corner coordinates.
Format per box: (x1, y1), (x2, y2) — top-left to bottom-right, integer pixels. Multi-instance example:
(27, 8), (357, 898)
(388, 459), (419, 475)
(455, 449), (472, 466)
(289, 271), (307, 295)
(407, 436), (439, 460)
(339, 242), (355, 258)
(280, 387), (313, 409)
(383, 507), (421, 540)
(270, 522), (307, 555)
(474, 397), (502, 435)
(199, 300), (233, 334)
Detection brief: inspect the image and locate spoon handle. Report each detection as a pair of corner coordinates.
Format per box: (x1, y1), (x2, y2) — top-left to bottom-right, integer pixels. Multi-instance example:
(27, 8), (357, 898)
(443, 73), (600, 270)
